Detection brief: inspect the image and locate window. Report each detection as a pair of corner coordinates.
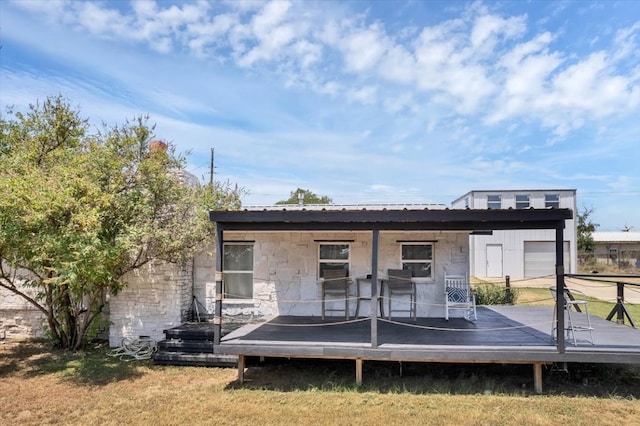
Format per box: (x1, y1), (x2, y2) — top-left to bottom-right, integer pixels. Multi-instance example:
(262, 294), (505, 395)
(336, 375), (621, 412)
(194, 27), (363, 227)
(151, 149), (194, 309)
(464, 197), (470, 208)
(487, 195), (501, 209)
(318, 243), (350, 278)
(545, 194), (560, 208)
(401, 243), (433, 279)
(223, 243), (254, 299)
(515, 194), (530, 209)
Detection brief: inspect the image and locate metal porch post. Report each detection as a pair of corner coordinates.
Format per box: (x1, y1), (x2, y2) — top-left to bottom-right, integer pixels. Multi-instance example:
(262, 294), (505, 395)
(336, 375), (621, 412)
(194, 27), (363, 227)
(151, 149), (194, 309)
(214, 225), (224, 347)
(555, 225), (565, 353)
(371, 229), (379, 348)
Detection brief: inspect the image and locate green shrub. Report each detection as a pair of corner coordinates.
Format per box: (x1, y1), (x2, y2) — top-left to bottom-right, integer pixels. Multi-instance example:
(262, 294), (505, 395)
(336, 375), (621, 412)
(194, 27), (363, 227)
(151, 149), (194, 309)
(473, 283), (518, 305)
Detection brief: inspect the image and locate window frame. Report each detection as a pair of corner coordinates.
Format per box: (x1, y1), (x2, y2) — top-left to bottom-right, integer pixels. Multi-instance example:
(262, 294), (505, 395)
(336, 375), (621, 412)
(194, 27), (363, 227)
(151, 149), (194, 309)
(545, 194), (560, 208)
(400, 242), (434, 281)
(515, 194), (530, 209)
(487, 194), (502, 209)
(222, 242), (254, 300)
(318, 242), (351, 279)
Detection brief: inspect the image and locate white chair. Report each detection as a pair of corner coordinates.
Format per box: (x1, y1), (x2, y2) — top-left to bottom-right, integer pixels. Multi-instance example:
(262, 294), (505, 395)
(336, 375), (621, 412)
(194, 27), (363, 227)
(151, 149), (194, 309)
(549, 286), (594, 346)
(321, 269), (351, 320)
(444, 274), (476, 321)
(386, 269), (416, 320)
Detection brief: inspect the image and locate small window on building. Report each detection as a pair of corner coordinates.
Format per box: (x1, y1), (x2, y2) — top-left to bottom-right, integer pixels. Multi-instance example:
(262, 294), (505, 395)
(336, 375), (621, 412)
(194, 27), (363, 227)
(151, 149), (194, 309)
(223, 243), (254, 299)
(318, 243), (350, 278)
(516, 194), (530, 209)
(401, 243), (433, 279)
(609, 248), (618, 262)
(464, 197), (470, 208)
(545, 194), (560, 208)
(487, 195), (501, 209)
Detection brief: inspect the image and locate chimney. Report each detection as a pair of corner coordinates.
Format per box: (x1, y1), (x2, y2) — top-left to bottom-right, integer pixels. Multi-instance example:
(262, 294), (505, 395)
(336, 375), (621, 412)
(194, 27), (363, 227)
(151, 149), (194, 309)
(149, 140), (168, 153)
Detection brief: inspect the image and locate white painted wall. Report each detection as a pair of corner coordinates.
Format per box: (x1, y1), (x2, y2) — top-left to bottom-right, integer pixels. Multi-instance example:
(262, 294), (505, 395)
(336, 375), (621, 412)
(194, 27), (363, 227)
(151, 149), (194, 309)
(214, 230), (470, 319)
(453, 190), (577, 279)
(108, 260), (192, 347)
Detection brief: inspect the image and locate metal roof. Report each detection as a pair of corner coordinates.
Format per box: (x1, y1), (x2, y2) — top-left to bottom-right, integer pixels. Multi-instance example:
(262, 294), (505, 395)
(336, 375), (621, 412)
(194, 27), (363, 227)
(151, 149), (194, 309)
(210, 207), (573, 232)
(240, 203), (447, 211)
(593, 232), (640, 243)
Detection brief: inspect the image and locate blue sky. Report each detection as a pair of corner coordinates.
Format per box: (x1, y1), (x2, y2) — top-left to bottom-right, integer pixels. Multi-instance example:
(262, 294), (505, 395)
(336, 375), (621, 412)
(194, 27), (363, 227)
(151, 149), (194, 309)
(1, 0), (639, 231)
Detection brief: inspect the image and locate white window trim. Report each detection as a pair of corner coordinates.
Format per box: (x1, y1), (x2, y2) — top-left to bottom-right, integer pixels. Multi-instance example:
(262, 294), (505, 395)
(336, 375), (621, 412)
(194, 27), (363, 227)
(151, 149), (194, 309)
(223, 242), (254, 302)
(487, 194), (502, 209)
(545, 194), (560, 208)
(400, 242), (435, 282)
(318, 242), (351, 278)
(515, 194), (530, 209)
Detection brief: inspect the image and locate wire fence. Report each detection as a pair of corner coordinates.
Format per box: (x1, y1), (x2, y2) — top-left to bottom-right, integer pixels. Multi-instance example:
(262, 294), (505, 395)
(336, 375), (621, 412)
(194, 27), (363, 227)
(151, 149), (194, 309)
(187, 272), (640, 333)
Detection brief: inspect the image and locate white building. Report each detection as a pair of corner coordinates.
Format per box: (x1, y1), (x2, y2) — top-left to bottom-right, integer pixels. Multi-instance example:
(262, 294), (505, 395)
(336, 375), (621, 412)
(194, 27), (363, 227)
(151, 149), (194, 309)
(451, 189), (577, 279)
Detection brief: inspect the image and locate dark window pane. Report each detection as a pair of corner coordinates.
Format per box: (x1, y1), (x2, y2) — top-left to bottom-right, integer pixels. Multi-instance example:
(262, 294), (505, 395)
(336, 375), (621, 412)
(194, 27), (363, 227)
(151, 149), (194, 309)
(402, 245), (432, 260)
(319, 244), (349, 260)
(320, 263), (349, 278)
(402, 262), (431, 278)
(223, 273), (253, 299)
(224, 245), (253, 270)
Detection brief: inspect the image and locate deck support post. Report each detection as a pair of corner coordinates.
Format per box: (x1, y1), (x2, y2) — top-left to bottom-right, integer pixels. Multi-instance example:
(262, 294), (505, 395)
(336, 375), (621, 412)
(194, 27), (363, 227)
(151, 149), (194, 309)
(533, 363), (543, 394)
(555, 225), (565, 353)
(214, 226), (224, 347)
(238, 354), (245, 384)
(370, 229), (379, 348)
(355, 358), (363, 385)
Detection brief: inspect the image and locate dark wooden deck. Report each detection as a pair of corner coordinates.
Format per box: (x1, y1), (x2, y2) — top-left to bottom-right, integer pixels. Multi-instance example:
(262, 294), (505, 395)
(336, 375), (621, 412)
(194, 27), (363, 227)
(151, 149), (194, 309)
(217, 306), (640, 364)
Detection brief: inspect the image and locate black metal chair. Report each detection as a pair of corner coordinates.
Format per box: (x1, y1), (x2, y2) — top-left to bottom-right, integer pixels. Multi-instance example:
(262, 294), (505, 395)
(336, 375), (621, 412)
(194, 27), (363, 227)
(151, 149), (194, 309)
(321, 269), (351, 320)
(386, 269), (416, 320)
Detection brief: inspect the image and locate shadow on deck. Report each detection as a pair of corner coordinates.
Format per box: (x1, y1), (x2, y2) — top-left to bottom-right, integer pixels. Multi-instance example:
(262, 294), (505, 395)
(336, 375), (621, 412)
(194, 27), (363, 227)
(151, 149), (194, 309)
(219, 306), (640, 364)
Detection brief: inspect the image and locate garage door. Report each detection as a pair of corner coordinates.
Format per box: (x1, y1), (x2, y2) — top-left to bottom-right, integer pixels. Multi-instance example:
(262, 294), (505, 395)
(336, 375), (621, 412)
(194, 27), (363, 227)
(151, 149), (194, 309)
(524, 241), (570, 278)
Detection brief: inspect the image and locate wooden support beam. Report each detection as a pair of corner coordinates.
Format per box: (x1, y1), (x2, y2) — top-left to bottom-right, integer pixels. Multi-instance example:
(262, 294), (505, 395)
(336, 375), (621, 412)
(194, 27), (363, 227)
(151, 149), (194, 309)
(238, 354), (245, 384)
(533, 363), (543, 394)
(214, 226), (223, 347)
(355, 358), (363, 385)
(370, 229), (379, 348)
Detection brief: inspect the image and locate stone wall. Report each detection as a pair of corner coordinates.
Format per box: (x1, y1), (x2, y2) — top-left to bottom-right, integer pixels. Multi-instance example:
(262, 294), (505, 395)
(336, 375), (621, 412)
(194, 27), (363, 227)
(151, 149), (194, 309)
(205, 231), (470, 320)
(0, 271), (48, 339)
(3, 230), (472, 344)
(108, 259), (193, 347)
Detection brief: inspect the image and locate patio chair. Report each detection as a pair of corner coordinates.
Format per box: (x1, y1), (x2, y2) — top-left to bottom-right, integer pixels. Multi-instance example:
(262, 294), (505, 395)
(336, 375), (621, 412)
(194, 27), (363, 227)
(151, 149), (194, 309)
(321, 269), (351, 320)
(444, 274), (476, 321)
(549, 286), (594, 346)
(386, 269), (416, 320)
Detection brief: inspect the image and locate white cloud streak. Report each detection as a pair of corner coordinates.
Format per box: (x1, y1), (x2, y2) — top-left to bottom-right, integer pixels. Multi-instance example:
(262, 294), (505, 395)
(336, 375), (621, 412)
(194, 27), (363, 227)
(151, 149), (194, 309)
(10, 0), (639, 132)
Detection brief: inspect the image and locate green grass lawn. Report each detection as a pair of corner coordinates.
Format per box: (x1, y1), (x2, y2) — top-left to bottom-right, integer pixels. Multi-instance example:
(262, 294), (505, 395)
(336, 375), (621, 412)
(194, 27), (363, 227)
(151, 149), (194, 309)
(2, 288), (639, 425)
(2, 340), (640, 425)
(515, 287), (640, 323)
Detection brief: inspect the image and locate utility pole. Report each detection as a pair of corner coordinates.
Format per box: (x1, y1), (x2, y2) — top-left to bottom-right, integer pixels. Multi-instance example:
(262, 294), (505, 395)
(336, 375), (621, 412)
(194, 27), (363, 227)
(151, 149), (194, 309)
(209, 148), (215, 187)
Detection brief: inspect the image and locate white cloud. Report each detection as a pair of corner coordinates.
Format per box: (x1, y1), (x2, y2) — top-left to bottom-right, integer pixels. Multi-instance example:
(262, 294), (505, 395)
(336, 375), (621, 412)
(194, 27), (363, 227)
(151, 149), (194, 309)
(346, 85), (378, 104)
(4, 0), (640, 229)
(340, 24), (388, 72)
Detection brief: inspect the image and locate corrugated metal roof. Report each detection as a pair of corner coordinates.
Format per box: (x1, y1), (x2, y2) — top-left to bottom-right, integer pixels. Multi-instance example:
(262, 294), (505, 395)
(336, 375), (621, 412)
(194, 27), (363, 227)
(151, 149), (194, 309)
(241, 203), (448, 211)
(593, 232), (640, 243)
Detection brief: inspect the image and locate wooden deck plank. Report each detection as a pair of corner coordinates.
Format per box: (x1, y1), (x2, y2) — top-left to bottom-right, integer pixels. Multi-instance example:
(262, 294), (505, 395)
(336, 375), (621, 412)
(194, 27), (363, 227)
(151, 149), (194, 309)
(214, 306), (640, 364)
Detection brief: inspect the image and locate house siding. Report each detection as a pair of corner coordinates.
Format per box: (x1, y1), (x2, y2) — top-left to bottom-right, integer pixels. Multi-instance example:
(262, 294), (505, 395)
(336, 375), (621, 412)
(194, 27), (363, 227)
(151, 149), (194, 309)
(453, 189), (577, 279)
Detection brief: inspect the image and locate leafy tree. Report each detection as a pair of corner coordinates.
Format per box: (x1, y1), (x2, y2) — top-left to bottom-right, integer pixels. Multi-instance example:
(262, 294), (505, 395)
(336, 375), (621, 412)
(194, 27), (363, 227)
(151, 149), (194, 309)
(577, 206), (599, 253)
(0, 95), (243, 350)
(276, 188), (332, 205)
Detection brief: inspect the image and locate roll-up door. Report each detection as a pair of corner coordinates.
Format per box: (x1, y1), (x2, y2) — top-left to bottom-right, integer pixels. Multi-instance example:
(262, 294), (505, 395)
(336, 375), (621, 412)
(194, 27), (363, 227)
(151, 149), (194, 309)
(524, 241), (570, 278)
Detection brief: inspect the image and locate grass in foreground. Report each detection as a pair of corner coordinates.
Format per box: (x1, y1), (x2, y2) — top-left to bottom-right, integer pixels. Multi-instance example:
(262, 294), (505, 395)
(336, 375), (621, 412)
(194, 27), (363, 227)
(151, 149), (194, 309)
(1, 341), (639, 426)
(515, 287), (640, 322)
